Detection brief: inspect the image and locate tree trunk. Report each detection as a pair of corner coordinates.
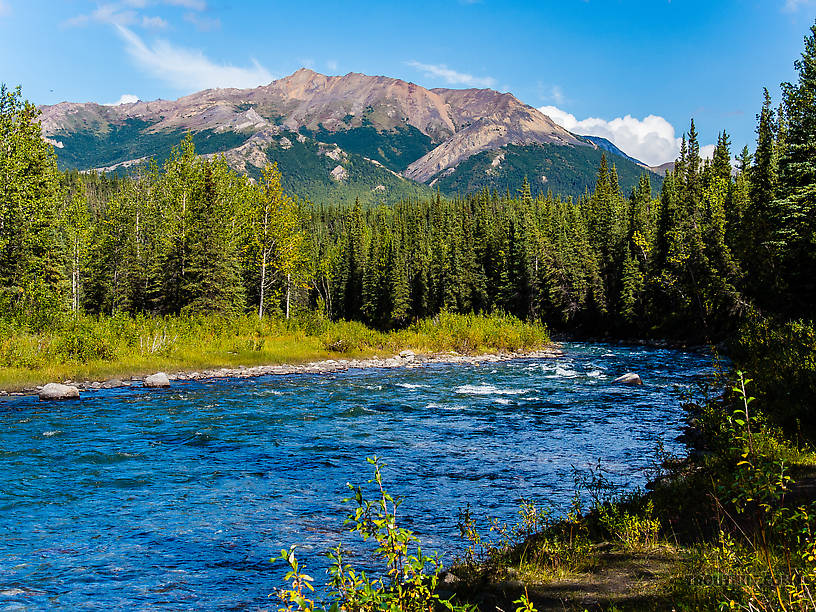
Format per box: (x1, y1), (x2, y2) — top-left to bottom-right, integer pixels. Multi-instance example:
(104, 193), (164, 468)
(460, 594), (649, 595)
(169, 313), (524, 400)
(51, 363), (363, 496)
(258, 249), (267, 319)
(72, 241), (79, 312)
(285, 273), (291, 319)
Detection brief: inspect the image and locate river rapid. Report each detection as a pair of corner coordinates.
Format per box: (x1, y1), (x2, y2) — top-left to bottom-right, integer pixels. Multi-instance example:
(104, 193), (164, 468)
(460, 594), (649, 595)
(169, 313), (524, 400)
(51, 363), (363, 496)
(0, 342), (715, 609)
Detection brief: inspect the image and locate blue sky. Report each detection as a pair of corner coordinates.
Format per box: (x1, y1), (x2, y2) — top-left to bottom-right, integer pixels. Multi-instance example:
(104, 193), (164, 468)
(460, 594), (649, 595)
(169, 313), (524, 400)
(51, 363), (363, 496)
(1, 0), (815, 165)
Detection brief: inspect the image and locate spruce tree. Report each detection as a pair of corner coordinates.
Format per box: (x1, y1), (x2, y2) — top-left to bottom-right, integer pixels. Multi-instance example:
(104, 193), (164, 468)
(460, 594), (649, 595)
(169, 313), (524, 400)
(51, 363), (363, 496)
(774, 20), (816, 314)
(0, 85), (65, 322)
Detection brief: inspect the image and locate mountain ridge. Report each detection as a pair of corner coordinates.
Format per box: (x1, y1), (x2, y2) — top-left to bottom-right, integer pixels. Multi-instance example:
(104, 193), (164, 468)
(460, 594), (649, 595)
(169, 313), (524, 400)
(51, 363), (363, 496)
(38, 69), (661, 203)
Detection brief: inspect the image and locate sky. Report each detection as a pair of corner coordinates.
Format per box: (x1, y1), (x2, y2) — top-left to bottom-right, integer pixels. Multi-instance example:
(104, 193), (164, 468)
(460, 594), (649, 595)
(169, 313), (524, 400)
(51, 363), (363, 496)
(1, 0), (815, 166)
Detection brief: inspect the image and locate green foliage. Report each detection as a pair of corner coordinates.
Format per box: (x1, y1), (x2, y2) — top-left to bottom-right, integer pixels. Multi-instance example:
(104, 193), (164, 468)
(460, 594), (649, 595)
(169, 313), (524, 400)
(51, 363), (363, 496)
(730, 315), (816, 435)
(271, 457), (472, 612)
(452, 469), (607, 589)
(0, 85), (65, 323)
(772, 21), (816, 317)
(672, 374), (816, 611)
(306, 124), (434, 172)
(513, 591), (537, 612)
(52, 118), (252, 171)
(262, 133), (433, 207)
(0, 311), (550, 390)
(433, 143), (663, 201)
(598, 500), (661, 550)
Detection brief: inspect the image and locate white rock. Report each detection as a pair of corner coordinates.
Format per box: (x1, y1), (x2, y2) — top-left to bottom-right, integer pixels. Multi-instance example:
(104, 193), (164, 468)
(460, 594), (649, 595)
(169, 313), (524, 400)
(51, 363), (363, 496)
(39, 383), (80, 401)
(144, 372), (171, 388)
(330, 165), (348, 182)
(612, 372), (643, 386)
(399, 350), (415, 360)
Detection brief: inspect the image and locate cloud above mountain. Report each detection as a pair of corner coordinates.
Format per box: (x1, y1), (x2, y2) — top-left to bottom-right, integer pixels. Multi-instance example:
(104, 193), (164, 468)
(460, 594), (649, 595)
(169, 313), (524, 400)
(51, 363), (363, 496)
(539, 105), (682, 166)
(105, 94), (140, 106)
(406, 61), (496, 88)
(115, 24), (273, 91)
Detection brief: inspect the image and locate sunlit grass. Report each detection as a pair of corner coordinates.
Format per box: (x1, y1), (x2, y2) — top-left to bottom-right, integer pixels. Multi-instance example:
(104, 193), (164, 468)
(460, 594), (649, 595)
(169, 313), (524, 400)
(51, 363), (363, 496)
(0, 311), (551, 390)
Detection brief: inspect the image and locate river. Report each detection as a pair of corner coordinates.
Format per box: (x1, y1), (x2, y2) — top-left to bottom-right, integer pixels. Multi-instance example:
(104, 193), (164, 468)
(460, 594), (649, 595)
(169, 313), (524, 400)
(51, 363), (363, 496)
(0, 342), (715, 609)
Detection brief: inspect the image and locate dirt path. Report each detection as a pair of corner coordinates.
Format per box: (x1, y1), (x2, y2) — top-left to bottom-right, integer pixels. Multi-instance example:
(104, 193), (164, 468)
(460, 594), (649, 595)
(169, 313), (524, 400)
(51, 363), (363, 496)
(453, 544), (681, 611)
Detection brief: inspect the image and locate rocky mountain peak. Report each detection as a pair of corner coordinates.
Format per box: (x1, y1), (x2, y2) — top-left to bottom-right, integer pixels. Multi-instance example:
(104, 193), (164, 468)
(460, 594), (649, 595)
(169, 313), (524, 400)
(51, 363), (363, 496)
(37, 69), (650, 198)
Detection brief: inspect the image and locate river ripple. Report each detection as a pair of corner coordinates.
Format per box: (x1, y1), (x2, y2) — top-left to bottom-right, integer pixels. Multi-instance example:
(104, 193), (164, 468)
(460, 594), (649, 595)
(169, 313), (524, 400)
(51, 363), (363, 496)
(0, 342), (715, 610)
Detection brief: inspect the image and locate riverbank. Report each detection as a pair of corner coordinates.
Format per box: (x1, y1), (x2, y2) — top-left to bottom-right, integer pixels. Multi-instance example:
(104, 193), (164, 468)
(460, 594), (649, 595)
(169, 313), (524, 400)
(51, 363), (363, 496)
(439, 373), (816, 611)
(1, 347), (562, 397)
(0, 311), (554, 394)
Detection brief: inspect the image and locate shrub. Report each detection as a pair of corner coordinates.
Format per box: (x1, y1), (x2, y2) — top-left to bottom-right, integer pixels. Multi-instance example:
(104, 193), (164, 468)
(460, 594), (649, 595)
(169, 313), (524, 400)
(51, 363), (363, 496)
(272, 457), (472, 612)
(598, 500), (661, 549)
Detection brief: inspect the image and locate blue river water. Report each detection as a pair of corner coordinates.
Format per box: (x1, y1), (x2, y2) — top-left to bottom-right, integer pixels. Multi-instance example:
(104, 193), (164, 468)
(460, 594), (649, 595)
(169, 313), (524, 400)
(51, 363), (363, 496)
(0, 342), (715, 610)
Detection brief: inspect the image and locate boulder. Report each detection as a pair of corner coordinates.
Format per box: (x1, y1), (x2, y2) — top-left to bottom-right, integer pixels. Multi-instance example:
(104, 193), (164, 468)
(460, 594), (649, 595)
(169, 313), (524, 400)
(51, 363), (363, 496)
(39, 383), (80, 401)
(612, 372), (643, 386)
(399, 350), (415, 361)
(101, 378), (126, 389)
(144, 372), (170, 388)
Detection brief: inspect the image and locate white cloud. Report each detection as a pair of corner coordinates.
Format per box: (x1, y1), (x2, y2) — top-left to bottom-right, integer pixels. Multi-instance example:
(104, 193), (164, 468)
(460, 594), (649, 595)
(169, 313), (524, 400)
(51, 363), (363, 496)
(699, 144), (717, 160)
(66, 0), (208, 28)
(540, 105), (684, 166)
(326, 59), (339, 72)
(164, 0), (206, 9)
(0, 1), (10, 18)
(549, 85), (565, 105)
(406, 60), (496, 88)
(142, 15), (167, 28)
(115, 24), (274, 91)
(784, 0), (815, 11)
(123, 0), (207, 7)
(104, 94), (140, 106)
(65, 3), (137, 27)
(184, 11), (220, 30)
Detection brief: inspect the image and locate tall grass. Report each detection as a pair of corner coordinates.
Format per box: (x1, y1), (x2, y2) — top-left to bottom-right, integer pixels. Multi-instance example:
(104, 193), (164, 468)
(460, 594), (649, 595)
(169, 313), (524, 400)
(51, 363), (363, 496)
(0, 311), (550, 390)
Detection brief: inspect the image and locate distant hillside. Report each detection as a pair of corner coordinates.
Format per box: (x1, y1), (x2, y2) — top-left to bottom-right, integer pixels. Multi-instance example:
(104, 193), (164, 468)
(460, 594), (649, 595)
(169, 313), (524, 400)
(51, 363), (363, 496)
(432, 143), (662, 199)
(580, 135), (645, 166)
(39, 69), (662, 202)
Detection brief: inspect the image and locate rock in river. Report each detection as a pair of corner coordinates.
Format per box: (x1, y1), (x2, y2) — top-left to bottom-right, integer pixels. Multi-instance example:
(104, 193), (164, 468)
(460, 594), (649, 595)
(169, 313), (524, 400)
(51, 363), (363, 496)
(39, 383), (80, 401)
(144, 372), (171, 388)
(612, 372), (643, 385)
(101, 378), (126, 389)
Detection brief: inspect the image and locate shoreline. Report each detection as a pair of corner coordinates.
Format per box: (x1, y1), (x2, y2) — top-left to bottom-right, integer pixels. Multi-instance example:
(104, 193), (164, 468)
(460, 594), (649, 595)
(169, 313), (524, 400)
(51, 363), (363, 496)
(2, 347), (563, 398)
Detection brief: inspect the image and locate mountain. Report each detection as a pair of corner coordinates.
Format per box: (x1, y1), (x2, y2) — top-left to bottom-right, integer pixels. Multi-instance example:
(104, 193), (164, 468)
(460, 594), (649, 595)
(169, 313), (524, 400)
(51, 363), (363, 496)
(579, 135), (645, 166)
(38, 69), (662, 203)
(647, 161), (675, 177)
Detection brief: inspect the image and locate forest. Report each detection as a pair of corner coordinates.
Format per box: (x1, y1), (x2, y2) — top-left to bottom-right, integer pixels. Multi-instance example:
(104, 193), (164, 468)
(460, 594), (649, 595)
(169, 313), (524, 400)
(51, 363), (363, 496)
(0, 94), (798, 342)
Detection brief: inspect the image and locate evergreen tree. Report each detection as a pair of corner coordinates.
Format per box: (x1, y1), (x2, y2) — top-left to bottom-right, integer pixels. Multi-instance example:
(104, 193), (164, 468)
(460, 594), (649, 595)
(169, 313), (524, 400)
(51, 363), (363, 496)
(181, 160), (245, 315)
(0, 85), (65, 322)
(774, 20), (816, 314)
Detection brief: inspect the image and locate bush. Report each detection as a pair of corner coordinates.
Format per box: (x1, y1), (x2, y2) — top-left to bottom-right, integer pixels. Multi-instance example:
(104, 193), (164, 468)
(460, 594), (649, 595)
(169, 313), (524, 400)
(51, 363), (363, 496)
(53, 318), (116, 361)
(598, 500), (661, 549)
(272, 457), (472, 612)
(730, 314), (816, 436)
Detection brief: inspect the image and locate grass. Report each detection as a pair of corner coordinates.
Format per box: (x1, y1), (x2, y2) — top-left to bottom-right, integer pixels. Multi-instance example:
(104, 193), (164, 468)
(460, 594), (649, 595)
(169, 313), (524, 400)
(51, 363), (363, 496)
(451, 543), (681, 611)
(0, 311), (551, 391)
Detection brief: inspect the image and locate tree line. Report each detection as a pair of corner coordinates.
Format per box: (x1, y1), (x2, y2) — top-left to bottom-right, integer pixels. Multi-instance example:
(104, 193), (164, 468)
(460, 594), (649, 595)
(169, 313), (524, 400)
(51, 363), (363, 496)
(1, 21), (814, 341)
